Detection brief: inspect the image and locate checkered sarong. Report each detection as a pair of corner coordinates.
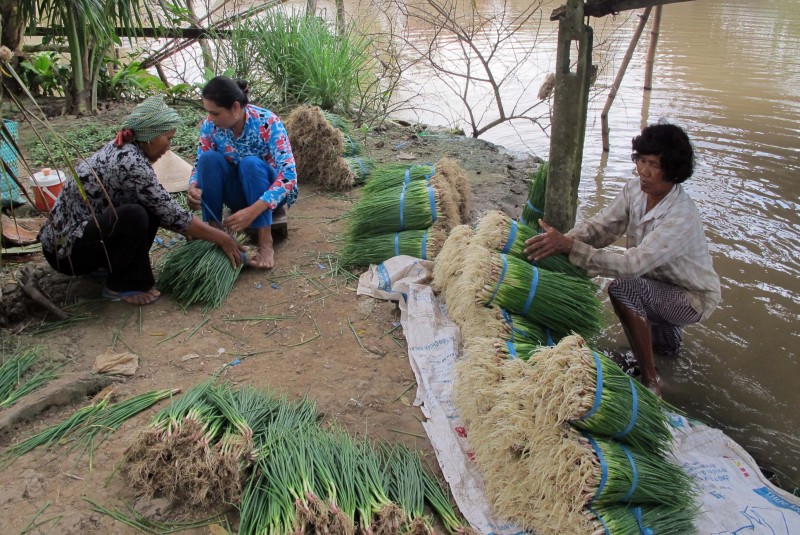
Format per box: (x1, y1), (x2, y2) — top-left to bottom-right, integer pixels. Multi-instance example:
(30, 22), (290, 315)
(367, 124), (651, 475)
(608, 277), (702, 355)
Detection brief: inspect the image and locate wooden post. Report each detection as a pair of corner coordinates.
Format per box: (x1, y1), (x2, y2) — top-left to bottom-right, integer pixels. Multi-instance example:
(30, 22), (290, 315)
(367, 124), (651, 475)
(336, 0), (346, 35)
(600, 7), (651, 152)
(643, 5), (662, 90)
(543, 0), (594, 232)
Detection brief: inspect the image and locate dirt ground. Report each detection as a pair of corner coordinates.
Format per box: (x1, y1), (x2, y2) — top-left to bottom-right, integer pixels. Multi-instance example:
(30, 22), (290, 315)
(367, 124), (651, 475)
(0, 104), (540, 534)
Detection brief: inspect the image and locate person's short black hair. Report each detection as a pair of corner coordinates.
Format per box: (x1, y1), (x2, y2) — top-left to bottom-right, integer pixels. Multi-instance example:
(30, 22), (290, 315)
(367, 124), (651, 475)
(631, 121), (695, 183)
(201, 76), (250, 109)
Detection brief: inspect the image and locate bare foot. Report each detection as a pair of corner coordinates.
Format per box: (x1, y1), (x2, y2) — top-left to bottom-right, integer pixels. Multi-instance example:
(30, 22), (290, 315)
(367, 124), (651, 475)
(644, 377), (663, 398)
(248, 227), (275, 269)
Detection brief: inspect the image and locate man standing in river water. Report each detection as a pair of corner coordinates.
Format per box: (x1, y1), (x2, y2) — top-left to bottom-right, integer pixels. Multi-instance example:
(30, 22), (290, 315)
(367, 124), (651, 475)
(524, 122), (721, 396)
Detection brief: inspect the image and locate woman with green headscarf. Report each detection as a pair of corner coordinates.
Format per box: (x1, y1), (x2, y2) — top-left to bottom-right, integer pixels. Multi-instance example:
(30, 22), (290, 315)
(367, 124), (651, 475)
(39, 96), (244, 306)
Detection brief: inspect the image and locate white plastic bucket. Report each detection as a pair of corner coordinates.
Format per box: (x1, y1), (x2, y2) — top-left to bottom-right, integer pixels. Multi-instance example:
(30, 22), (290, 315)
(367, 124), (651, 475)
(29, 169), (66, 212)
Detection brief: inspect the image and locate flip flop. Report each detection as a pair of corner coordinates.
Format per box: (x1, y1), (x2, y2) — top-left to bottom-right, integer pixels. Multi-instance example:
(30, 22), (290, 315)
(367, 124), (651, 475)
(101, 287), (161, 304)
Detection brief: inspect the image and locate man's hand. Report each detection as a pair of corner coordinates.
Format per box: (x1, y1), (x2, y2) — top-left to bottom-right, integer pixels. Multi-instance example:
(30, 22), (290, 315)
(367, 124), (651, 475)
(523, 219), (574, 262)
(187, 183), (202, 211)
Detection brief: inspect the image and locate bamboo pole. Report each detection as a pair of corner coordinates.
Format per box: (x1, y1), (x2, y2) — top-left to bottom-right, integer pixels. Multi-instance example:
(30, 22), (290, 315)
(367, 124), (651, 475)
(600, 7), (652, 152)
(643, 5), (662, 90)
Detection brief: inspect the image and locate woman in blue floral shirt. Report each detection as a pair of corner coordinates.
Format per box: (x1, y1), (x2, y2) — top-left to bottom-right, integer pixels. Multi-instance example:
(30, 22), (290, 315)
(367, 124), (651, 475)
(187, 76), (297, 269)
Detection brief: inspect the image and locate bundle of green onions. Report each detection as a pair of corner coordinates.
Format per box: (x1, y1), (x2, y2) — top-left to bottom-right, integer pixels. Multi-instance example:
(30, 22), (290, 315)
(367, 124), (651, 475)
(339, 227), (446, 268)
(321, 110), (363, 156)
(1, 389), (175, 470)
(157, 235), (245, 312)
(587, 503), (697, 535)
(474, 210), (588, 279)
(0, 345), (59, 409)
(346, 181), (443, 238)
(462, 243), (603, 341)
(579, 433), (697, 507)
(521, 161), (548, 230)
(124, 380), (312, 506)
(527, 336), (674, 455)
(345, 156), (377, 185)
(361, 163), (437, 196)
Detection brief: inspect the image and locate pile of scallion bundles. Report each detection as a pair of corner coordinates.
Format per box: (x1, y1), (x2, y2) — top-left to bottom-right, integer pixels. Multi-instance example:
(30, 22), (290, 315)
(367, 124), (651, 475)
(587, 503), (697, 535)
(346, 180), (444, 238)
(338, 226), (446, 268)
(474, 209), (587, 279)
(521, 161), (548, 230)
(0, 345), (59, 409)
(460, 243), (603, 341)
(361, 163), (436, 196)
(526, 336), (675, 455)
(344, 156), (376, 185)
(157, 236), (244, 311)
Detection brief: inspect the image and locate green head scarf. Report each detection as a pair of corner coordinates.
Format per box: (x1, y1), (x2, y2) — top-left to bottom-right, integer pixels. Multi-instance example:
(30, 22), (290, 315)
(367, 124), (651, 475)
(121, 96), (181, 142)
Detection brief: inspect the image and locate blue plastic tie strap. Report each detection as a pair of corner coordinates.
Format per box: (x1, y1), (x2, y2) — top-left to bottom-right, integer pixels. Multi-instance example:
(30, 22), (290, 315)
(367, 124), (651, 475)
(502, 220), (518, 254)
(526, 199), (543, 214)
(399, 184), (407, 229)
(634, 507), (653, 535)
(585, 433), (608, 501)
(501, 309), (514, 342)
(588, 507), (610, 535)
(522, 266), (539, 315)
(425, 164), (435, 180)
(613, 377), (639, 439)
(486, 254), (509, 307)
(545, 328), (554, 346)
(580, 351), (604, 420)
(427, 186), (437, 223)
(421, 230), (428, 260)
(394, 233), (400, 257)
(506, 341), (517, 360)
(404, 168), (412, 185)
(620, 443), (639, 501)
(355, 157), (366, 177)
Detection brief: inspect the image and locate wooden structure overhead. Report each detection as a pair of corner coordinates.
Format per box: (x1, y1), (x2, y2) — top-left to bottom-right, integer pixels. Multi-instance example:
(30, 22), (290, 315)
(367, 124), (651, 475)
(544, 0), (694, 232)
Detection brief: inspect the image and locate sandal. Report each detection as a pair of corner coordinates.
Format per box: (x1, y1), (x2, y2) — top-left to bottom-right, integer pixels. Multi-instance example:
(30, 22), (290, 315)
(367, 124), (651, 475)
(101, 287), (161, 305)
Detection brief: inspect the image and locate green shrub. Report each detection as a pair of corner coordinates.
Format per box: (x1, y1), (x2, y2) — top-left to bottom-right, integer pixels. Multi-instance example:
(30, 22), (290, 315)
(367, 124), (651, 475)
(226, 10), (375, 112)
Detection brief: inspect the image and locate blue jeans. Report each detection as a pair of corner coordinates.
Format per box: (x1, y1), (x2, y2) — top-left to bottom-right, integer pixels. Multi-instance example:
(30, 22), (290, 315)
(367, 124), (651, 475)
(195, 151), (284, 228)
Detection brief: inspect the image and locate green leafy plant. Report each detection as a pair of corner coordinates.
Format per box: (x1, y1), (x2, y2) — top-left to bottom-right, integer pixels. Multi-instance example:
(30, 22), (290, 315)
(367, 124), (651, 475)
(97, 57), (167, 101)
(19, 52), (71, 97)
(225, 10), (376, 112)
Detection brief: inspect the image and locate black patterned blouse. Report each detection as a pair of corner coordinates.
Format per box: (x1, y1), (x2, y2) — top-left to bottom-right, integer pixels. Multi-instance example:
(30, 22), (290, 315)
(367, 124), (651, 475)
(38, 141), (193, 259)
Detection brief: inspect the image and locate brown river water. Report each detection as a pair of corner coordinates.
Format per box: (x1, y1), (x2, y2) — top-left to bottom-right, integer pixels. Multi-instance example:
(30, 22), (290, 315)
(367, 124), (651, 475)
(192, 0), (800, 488)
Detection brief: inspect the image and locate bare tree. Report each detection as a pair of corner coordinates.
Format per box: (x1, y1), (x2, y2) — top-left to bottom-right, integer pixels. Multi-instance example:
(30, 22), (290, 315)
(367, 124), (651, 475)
(394, 0), (551, 138)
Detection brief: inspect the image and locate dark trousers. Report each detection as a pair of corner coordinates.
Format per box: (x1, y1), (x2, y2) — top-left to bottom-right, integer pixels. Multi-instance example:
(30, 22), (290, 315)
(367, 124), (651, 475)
(43, 204), (159, 292)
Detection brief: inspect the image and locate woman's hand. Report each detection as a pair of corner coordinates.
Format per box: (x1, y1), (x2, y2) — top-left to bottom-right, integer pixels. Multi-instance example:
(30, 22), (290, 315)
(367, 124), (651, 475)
(187, 183), (203, 211)
(217, 233), (245, 269)
(524, 219), (574, 262)
(223, 200), (268, 233)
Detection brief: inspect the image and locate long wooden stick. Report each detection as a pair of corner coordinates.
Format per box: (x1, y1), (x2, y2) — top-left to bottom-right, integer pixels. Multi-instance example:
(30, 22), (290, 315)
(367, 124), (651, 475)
(601, 7), (652, 152)
(643, 5), (663, 90)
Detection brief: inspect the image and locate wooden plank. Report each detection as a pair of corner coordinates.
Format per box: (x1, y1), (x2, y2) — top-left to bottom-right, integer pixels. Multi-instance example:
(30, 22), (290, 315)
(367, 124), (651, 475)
(551, 0), (693, 20)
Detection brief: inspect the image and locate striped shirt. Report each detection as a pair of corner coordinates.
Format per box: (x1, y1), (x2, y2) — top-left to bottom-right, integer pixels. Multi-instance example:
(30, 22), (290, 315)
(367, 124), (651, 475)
(566, 178), (721, 320)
